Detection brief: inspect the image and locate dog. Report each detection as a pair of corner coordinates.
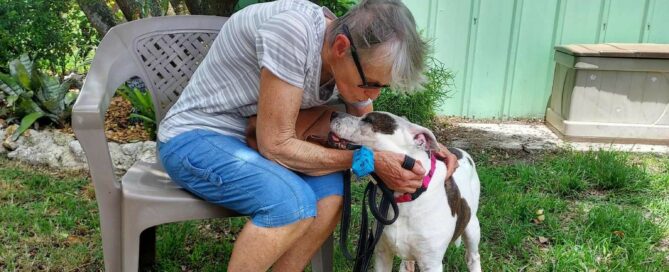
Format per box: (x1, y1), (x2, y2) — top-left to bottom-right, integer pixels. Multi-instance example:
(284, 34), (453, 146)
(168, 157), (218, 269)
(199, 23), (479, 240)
(329, 111), (482, 272)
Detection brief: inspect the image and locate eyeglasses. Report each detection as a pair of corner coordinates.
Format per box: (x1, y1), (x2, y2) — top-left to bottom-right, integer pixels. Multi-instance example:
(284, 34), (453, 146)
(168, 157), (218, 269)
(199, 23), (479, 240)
(342, 24), (390, 89)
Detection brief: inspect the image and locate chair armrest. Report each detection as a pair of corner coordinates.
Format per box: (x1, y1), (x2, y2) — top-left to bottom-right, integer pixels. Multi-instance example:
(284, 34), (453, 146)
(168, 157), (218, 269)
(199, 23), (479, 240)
(73, 29), (140, 191)
(71, 28), (142, 269)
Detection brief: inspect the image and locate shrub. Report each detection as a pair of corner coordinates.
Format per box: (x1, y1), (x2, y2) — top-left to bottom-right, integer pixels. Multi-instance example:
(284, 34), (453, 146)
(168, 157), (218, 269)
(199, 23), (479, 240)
(374, 58), (453, 128)
(0, 55), (77, 140)
(117, 85), (157, 140)
(0, 0), (99, 75)
(319, 0), (357, 16)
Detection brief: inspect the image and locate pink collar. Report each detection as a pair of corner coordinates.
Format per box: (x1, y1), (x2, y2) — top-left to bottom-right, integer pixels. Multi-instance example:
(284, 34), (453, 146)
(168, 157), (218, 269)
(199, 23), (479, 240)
(395, 152), (437, 203)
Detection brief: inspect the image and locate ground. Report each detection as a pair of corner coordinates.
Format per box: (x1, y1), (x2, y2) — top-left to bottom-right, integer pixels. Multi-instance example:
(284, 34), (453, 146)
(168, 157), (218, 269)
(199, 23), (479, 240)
(61, 95), (151, 143)
(2, 101), (668, 271)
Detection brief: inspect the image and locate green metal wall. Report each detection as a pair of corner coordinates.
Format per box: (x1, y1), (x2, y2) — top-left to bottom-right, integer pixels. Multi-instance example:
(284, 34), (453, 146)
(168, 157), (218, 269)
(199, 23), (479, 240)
(403, 0), (669, 118)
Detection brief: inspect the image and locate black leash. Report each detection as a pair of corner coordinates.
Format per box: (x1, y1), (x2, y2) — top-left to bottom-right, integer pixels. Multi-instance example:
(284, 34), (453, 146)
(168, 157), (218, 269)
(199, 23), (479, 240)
(339, 149), (416, 272)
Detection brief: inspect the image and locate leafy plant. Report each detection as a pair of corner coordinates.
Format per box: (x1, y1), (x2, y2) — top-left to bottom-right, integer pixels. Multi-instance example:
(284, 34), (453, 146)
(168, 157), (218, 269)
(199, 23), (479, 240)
(117, 85), (157, 140)
(234, 0), (356, 16)
(319, 0), (356, 16)
(0, 55), (77, 140)
(374, 58), (454, 128)
(0, 0), (99, 75)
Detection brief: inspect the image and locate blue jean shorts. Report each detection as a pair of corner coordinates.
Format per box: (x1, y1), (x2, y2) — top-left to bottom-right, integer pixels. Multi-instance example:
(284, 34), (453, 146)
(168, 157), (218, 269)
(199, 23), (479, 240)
(158, 129), (344, 227)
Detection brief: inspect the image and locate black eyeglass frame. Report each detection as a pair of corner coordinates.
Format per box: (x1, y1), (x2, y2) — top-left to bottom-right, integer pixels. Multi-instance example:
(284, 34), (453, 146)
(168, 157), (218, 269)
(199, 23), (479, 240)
(341, 24), (390, 89)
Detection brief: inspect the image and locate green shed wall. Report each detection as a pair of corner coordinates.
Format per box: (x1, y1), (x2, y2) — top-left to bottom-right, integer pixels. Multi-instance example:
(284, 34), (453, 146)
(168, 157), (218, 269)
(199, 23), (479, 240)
(403, 0), (669, 118)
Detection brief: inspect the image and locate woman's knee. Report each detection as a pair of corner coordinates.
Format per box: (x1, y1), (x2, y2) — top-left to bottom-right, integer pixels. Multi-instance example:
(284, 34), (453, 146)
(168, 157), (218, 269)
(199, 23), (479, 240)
(302, 195), (342, 234)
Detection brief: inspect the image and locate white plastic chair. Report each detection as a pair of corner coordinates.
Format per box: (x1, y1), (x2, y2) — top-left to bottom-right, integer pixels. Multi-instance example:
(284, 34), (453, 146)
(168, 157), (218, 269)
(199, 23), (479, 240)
(72, 15), (333, 272)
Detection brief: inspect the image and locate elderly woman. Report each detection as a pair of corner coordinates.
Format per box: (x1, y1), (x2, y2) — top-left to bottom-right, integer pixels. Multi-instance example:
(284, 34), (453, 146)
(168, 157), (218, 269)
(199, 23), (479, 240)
(157, 0), (456, 270)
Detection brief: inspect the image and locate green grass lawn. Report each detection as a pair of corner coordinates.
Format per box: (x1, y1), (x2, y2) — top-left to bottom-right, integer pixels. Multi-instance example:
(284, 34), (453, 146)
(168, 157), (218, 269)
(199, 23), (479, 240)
(1, 149), (668, 271)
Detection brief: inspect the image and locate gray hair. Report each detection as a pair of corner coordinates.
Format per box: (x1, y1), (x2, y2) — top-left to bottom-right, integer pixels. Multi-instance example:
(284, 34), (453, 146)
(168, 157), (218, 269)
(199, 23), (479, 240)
(326, 0), (429, 91)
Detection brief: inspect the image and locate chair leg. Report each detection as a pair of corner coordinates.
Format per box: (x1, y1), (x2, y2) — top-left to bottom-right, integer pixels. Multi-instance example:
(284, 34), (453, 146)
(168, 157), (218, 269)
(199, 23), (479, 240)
(139, 226), (157, 270)
(123, 222), (142, 272)
(310, 234), (334, 272)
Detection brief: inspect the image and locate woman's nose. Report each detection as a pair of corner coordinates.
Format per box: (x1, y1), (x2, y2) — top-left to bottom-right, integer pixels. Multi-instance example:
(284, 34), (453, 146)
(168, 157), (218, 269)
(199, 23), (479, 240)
(366, 89), (381, 100)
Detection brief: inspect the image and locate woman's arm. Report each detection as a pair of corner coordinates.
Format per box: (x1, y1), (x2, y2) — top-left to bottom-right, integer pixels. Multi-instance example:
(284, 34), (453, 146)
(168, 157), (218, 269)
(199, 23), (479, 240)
(256, 69), (424, 192)
(256, 68), (354, 176)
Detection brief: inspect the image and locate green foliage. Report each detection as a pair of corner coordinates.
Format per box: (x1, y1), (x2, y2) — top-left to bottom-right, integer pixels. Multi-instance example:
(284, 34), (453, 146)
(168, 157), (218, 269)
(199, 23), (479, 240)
(235, 0), (355, 16)
(0, 55), (77, 140)
(320, 0), (356, 16)
(118, 85), (157, 140)
(0, 0), (99, 75)
(374, 58), (453, 128)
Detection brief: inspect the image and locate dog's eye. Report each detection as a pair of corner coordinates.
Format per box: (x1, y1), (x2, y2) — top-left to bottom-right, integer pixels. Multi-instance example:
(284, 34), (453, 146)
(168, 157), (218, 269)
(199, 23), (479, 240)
(361, 116), (373, 124)
(361, 112), (397, 134)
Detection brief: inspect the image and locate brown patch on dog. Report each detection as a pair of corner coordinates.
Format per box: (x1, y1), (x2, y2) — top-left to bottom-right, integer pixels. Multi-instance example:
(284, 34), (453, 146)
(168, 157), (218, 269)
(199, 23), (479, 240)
(445, 177), (471, 243)
(361, 112), (397, 134)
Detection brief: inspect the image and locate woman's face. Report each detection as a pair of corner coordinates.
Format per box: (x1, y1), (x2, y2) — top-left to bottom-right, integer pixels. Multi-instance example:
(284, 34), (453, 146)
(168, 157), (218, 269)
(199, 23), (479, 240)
(328, 34), (392, 105)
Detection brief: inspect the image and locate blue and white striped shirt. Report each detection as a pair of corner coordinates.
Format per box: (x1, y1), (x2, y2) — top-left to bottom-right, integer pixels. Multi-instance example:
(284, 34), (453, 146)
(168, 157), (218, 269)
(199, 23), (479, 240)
(158, 0), (338, 142)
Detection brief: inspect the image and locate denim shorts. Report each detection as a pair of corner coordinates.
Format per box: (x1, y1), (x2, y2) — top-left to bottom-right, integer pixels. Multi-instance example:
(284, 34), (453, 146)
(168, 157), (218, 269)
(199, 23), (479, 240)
(158, 129), (344, 227)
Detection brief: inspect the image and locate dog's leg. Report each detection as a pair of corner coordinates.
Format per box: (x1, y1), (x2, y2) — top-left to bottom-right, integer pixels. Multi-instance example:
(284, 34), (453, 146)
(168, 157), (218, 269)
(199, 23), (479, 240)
(373, 242), (394, 272)
(463, 216), (482, 272)
(416, 258), (443, 272)
(398, 260), (416, 272)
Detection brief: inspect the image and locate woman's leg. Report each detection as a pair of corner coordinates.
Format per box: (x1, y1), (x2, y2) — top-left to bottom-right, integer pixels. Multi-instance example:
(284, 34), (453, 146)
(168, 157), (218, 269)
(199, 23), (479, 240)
(228, 217), (314, 271)
(273, 195), (342, 271)
(159, 130), (325, 271)
(272, 171), (344, 270)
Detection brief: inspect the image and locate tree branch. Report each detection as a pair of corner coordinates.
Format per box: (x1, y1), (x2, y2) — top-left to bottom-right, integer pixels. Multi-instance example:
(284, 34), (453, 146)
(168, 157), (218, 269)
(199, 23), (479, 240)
(115, 0), (141, 21)
(76, 0), (119, 37)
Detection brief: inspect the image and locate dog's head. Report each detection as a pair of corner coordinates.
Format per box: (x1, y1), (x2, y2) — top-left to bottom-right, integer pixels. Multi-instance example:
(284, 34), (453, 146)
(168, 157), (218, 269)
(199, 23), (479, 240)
(329, 111), (439, 154)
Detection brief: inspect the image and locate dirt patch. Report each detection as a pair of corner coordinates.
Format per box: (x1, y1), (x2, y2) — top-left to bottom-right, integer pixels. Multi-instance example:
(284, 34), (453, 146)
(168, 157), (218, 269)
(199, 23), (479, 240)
(431, 118), (559, 166)
(438, 116), (545, 125)
(433, 117), (560, 152)
(59, 96), (152, 143)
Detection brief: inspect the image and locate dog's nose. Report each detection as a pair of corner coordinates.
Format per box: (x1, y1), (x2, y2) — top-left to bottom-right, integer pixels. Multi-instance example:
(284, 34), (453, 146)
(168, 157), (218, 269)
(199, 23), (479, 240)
(330, 111), (338, 121)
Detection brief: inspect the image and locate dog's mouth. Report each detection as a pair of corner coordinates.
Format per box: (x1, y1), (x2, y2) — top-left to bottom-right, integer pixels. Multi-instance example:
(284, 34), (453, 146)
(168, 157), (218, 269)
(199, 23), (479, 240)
(328, 132), (361, 150)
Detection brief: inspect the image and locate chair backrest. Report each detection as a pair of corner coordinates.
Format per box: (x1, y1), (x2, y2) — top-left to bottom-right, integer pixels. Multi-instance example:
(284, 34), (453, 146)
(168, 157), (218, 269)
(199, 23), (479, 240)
(133, 31), (218, 121)
(116, 16), (228, 122)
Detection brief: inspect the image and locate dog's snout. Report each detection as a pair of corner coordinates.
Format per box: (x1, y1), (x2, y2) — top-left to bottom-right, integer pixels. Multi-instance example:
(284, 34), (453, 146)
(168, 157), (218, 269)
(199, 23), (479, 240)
(330, 111), (339, 121)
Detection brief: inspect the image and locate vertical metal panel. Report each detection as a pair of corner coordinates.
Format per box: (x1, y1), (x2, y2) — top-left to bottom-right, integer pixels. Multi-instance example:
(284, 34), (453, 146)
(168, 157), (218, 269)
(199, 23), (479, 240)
(405, 0), (475, 116)
(646, 0), (669, 43)
(404, 0), (669, 118)
(603, 0), (648, 42)
(466, 0), (516, 118)
(435, 0), (474, 116)
(559, 0), (605, 45)
(507, 0), (560, 118)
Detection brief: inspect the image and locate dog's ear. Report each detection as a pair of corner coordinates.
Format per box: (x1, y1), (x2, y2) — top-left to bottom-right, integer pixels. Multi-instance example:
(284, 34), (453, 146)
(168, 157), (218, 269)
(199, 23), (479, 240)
(410, 124), (440, 151)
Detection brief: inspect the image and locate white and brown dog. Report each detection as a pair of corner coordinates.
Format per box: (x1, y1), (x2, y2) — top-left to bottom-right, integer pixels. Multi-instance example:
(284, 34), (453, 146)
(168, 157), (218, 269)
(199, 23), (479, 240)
(329, 111), (482, 272)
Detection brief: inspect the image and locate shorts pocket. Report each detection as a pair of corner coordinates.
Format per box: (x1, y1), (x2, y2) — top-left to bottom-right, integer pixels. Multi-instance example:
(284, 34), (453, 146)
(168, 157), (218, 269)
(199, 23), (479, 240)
(182, 156), (224, 188)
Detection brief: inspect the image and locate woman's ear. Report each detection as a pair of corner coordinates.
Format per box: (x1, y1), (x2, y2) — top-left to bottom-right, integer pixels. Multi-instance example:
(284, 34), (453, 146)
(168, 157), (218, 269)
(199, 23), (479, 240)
(331, 33), (350, 58)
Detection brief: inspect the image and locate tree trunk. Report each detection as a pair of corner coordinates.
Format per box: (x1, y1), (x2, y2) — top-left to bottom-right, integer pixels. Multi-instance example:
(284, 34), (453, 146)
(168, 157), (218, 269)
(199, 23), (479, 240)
(184, 0), (238, 16)
(116, 0), (141, 21)
(76, 0), (119, 37)
(148, 0), (165, 17)
(169, 0), (189, 15)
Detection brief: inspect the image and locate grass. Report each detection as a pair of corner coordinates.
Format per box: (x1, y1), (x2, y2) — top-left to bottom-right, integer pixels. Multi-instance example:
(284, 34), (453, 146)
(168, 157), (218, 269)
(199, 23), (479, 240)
(0, 149), (668, 271)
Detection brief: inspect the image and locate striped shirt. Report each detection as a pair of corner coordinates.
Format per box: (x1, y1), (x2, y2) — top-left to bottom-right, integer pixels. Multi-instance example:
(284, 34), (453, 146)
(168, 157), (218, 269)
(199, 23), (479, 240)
(158, 0), (338, 143)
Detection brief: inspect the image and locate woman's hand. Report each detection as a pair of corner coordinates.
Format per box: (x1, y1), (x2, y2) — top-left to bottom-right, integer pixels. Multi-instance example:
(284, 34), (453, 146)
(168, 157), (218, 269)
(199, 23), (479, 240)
(373, 151), (425, 193)
(434, 142), (459, 179)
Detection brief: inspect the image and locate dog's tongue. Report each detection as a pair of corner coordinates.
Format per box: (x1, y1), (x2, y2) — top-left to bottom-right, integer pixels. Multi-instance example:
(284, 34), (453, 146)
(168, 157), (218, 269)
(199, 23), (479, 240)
(329, 132), (338, 141)
(327, 132), (351, 150)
